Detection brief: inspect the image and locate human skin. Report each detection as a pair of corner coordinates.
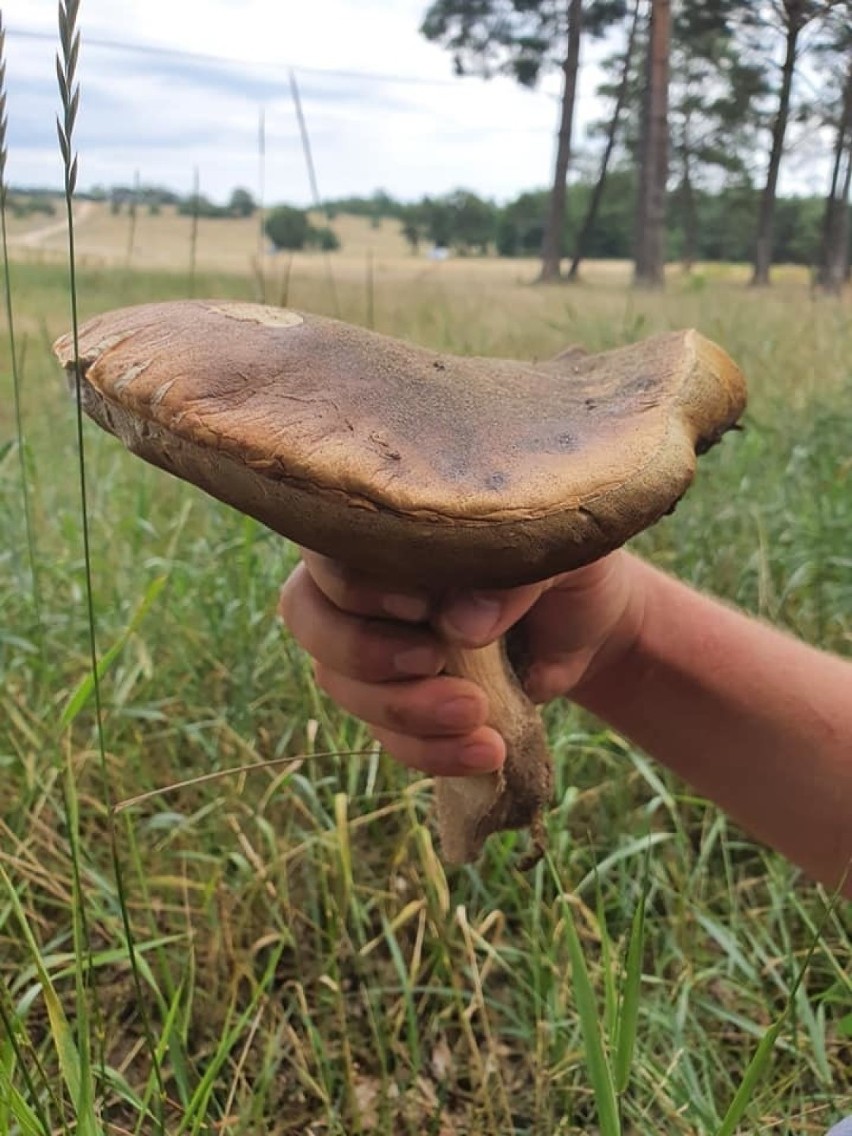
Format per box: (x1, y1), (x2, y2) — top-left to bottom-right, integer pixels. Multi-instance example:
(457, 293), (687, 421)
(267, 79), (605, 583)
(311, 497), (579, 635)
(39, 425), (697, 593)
(279, 549), (852, 898)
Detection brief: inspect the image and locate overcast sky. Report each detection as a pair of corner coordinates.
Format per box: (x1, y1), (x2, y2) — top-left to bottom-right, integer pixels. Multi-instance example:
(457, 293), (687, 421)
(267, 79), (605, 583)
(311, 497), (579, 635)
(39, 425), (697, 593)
(4, 0), (830, 206)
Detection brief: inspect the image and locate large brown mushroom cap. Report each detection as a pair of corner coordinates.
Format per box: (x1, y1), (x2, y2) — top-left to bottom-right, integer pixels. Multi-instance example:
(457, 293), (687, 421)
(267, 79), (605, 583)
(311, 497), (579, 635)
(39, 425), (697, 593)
(53, 300), (745, 589)
(54, 299), (747, 865)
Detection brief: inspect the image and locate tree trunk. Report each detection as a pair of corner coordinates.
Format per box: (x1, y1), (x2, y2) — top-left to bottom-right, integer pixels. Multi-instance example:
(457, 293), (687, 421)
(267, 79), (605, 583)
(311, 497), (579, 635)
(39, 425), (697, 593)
(538, 0), (583, 283)
(679, 161), (698, 272)
(835, 141), (852, 286)
(634, 0), (671, 289)
(567, 0), (641, 281)
(816, 50), (852, 294)
(751, 5), (804, 287)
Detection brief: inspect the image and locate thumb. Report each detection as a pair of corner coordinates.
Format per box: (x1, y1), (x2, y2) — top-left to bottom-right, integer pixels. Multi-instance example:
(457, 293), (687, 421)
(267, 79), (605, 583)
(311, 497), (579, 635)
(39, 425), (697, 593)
(436, 581), (551, 648)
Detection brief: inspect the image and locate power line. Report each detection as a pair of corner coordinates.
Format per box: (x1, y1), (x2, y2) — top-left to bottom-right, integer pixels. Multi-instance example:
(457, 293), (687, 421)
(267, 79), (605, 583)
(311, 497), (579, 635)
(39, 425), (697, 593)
(6, 25), (460, 89)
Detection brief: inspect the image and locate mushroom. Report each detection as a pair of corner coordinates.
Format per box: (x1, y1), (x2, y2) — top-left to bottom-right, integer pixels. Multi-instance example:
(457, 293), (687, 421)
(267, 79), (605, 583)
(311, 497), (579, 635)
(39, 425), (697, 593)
(53, 300), (746, 865)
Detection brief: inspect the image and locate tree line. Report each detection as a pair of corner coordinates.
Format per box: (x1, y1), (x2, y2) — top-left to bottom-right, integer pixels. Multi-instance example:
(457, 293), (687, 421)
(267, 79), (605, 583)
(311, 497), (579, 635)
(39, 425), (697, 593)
(16, 0), (851, 289)
(14, 174), (834, 272)
(305, 179), (827, 268)
(420, 0), (852, 291)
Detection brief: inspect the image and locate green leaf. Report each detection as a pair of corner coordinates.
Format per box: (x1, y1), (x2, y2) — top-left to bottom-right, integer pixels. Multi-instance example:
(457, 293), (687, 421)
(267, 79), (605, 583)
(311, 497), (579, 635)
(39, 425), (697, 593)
(61, 574), (167, 728)
(549, 857), (620, 1136)
(0, 862), (82, 1113)
(715, 885), (841, 1136)
(613, 881), (646, 1094)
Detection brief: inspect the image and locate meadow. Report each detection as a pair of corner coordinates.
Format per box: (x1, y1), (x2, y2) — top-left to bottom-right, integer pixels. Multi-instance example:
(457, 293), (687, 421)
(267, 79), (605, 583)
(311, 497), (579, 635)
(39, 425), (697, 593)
(1, 206), (850, 1134)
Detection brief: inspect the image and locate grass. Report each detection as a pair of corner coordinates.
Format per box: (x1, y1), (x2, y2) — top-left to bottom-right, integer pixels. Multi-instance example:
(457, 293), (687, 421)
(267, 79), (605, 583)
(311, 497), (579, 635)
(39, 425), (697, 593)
(6, 199), (414, 272)
(1, 212), (851, 1131)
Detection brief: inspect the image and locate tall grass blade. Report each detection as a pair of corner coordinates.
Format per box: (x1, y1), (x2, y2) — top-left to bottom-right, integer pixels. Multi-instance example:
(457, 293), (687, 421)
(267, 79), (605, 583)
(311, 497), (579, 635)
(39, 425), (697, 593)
(0, 989), (54, 1135)
(0, 862), (87, 1124)
(0, 15), (41, 628)
(714, 885), (842, 1136)
(175, 943), (284, 1135)
(0, 1052), (46, 1136)
(366, 247), (375, 329)
(613, 871), (647, 1094)
(125, 166), (139, 270)
(188, 165), (199, 296)
(256, 106), (267, 302)
(55, 5), (167, 1127)
(61, 573), (167, 727)
(548, 856), (621, 1136)
(289, 68), (340, 317)
(62, 764), (98, 1134)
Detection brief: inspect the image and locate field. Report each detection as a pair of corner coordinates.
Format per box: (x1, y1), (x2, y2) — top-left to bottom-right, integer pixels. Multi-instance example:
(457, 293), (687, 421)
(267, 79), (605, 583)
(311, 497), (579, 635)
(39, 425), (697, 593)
(1, 208), (851, 1135)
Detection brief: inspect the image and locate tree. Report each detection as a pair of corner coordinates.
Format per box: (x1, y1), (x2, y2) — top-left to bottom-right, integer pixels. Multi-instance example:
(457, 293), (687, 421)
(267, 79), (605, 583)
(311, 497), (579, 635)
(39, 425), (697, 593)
(668, 2), (766, 271)
(567, 0), (641, 279)
(308, 225), (341, 252)
(750, 1), (830, 286)
(634, 0), (671, 287)
(401, 214), (424, 254)
(445, 189), (498, 254)
(264, 205), (310, 250)
(228, 187), (256, 217)
(421, 0), (626, 282)
(421, 196), (455, 248)
(497, 191), (548, 256)
(815, 13), (852, 292)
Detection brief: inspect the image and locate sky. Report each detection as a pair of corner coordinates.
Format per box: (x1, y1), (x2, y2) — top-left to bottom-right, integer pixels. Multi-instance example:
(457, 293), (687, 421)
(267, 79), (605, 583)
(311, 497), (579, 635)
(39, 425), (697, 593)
(3, 0), (831, 207)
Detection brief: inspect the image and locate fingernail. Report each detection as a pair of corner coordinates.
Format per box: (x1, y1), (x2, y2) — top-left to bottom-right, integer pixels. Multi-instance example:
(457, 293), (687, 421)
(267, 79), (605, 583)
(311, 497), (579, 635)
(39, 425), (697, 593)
(458, 741), (502, 773)
(443, 594), (502, 643)
(435, 696), (479, 730)
(382, 593), (429, 622)
(394, 646), (442, 676)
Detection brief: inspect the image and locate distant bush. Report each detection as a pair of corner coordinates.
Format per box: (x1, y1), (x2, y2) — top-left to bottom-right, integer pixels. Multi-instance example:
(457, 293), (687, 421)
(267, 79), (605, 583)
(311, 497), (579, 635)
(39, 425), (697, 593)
(177, 194), (232, 219)
(9, 197), (57, 219)
(228, 188), (256, 218)
(265, 206), (311, 250)
(309, 226), (341, 252)
(265, 207), (342, 252)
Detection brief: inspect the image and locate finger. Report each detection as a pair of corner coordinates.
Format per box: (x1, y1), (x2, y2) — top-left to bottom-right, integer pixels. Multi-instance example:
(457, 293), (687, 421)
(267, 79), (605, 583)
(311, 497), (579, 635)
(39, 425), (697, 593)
(299, 549), (431, 623)
(314, 665), (489, 739)
(438, 579), (552, 647)
(371, 724), (506, 777)
(279, 562), (445, 681)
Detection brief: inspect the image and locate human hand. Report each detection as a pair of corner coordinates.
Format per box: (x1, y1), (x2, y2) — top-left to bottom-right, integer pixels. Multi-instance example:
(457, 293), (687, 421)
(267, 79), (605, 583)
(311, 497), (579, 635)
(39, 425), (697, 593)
(278, 549), (646, 778)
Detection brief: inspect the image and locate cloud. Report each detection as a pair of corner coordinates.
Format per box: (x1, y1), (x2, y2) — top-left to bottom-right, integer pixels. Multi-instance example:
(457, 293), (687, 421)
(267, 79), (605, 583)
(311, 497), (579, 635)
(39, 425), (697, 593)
(3, 10), (565, 205)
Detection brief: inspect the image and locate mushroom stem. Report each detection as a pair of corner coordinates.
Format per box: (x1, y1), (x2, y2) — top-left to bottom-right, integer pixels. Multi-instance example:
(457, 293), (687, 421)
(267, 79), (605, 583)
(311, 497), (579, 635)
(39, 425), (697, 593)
(435, 640), (553, 865)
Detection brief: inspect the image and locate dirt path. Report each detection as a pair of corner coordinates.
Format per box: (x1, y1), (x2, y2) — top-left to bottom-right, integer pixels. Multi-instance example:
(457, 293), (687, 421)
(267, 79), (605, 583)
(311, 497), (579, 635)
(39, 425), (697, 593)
(9, 200), (95, 247)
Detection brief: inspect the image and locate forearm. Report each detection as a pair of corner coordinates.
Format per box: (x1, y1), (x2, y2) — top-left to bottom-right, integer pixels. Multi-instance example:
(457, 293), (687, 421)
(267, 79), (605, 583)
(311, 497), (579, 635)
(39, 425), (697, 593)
(575, 555), (852, 897)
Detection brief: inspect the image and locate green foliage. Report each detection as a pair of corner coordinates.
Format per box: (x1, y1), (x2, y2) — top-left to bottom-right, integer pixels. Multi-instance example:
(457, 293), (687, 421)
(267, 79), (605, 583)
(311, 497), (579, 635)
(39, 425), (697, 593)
(264, 207), (342, 253)
(421, 0), (627, 86)
(2, 259), (851, 1134)
(177, 193), (231, 220)
(227, 187), (256, 218)
(7, 195), (57, 219)
(309, 225), (341, 252)
(264, 204), (311, 250)
(496, 191), (546, 256)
